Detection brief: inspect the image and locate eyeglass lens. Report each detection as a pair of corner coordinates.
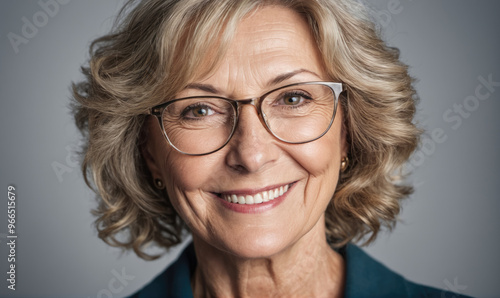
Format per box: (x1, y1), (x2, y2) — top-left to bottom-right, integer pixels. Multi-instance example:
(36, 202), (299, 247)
(161, 83), (337, 155)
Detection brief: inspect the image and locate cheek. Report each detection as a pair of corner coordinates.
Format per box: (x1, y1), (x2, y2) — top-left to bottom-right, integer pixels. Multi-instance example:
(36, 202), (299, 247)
(161, 150), (228, 197)
(163, 154), (212, 190)
(287, 123), (343, 179)
(160, 153), (216, 226)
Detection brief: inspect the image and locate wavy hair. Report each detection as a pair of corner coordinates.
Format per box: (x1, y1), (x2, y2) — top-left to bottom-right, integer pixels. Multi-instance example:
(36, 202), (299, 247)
(72, 0), (420, 259)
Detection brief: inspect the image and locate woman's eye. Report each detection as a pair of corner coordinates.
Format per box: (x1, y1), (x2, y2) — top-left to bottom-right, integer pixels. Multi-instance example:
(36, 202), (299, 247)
(184, 105), (215, 118)
(284, 95), (301, 105)
(278, 92), (312, 106)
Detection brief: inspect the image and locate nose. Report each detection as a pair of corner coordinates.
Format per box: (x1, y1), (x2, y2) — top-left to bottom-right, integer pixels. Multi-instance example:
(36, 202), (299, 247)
(225, 103), (278, 173)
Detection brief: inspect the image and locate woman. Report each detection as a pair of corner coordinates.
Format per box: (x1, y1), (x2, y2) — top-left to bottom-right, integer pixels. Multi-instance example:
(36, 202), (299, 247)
(73, 0), (466, 297)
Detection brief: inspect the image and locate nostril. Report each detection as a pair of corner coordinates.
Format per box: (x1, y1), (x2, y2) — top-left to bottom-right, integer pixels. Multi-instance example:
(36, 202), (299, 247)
(228, 164), (249, 174)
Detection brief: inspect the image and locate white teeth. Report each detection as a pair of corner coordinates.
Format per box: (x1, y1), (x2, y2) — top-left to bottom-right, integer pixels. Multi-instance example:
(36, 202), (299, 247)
(254, 193), (263, 204)
(268, 190), (275, 200)
(262, 191), (269, 202)
(222, 184), (291, 205)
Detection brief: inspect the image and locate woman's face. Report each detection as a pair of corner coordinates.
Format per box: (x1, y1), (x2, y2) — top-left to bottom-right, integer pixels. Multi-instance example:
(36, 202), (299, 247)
(144, 5), (347, 258)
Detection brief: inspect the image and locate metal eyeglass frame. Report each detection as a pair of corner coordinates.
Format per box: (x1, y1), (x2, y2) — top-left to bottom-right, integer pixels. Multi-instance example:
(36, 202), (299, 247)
(148, 81), (346, 156)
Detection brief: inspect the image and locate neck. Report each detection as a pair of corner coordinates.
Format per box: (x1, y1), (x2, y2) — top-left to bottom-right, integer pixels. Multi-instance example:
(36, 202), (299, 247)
(191, 222), (345, 297)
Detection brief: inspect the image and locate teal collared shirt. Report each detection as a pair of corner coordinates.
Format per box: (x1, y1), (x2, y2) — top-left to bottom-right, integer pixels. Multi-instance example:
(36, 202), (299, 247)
(129, 242), (468, 298)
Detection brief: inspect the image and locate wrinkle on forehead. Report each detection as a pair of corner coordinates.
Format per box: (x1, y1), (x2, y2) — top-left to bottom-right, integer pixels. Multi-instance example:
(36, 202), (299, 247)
(189, 5), (325, 98)
(229, 6), (316, 58)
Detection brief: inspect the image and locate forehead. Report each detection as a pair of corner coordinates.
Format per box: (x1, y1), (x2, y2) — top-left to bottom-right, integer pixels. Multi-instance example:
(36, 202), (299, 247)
(234, 7), (318, 57)
(189, 5), (326, 91)
(236, 5), (314, 41)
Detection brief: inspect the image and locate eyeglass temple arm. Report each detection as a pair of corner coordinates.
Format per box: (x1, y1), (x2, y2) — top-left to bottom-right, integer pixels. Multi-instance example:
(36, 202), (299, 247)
(328, 82), (346, 99)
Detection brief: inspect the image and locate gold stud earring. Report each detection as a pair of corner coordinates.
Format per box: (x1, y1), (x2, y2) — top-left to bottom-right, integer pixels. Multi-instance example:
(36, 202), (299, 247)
(154, 178), (164, 189)
(340, 157), (349, 172)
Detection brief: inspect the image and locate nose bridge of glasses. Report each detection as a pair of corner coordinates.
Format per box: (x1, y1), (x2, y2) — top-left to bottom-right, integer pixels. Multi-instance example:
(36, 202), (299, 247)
(234, 97), (264, 118)
(233, 97), (272, 133)
(235, 97), (258, 109)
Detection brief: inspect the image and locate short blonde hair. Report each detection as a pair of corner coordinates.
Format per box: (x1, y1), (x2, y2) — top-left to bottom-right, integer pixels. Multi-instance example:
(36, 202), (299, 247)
(73, 0), (419, 259)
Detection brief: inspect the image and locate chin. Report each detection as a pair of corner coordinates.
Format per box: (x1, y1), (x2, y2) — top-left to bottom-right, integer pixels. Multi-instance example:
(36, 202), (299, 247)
(214, 229), (297, 260)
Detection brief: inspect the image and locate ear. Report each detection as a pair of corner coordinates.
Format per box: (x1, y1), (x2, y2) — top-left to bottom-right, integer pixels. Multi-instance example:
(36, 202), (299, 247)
(141, 116), (164, 180)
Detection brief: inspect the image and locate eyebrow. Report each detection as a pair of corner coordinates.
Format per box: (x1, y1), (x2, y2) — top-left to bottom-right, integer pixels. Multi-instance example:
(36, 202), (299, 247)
(268, 69), (320, 86)
(184, 83), (221, 94)
(184, 69), (321, 95)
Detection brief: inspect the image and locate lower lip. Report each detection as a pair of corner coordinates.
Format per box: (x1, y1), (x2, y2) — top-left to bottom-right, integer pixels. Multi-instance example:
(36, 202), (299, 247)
(214, 183), (296, 214)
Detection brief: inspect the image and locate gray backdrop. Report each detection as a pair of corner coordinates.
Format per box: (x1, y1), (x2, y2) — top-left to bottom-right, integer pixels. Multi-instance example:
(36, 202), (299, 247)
(1, 0), (499, 297)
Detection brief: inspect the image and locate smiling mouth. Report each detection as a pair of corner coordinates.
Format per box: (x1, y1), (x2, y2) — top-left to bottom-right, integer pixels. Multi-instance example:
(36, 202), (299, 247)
(215, 182), (295, 205)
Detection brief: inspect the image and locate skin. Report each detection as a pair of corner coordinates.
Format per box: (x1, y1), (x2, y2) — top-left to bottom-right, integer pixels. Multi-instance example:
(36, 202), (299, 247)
(144, 5), (347, 297)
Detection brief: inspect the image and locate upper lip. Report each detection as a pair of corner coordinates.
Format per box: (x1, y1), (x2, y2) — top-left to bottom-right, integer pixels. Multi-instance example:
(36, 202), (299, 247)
(213, 181), (296, 196)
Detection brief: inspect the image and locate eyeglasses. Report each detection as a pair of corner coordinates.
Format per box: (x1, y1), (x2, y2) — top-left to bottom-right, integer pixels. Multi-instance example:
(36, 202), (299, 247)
(149, 81), (345, 156)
